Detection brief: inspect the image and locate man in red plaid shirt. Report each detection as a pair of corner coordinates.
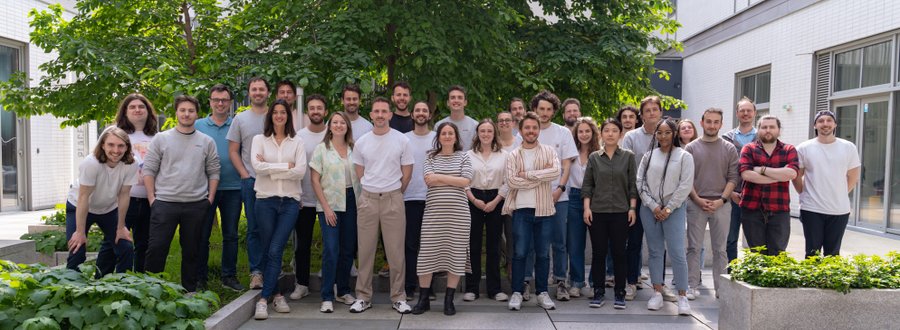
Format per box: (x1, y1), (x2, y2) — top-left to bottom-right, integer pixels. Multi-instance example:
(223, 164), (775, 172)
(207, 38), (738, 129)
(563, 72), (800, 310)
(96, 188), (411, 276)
(738, 115), (799, 256)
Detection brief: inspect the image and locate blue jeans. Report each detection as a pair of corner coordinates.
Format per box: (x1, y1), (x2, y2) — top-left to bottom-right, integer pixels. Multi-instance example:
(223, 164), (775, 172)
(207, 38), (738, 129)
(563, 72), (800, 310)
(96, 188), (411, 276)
(319, 188), (358, 301)
(511, 209), (551, 294)
(256, 196), (300, 298)
(626, 200), (644, 284)
(550, 201), (568, 282)
(65, 202), (134, 277)
(199, 189), (242, 280)
(242, 178), (262, 274)
(640, 204), (688, 292)
(727, 200), (741, 263)
(566, 189), (586, 288)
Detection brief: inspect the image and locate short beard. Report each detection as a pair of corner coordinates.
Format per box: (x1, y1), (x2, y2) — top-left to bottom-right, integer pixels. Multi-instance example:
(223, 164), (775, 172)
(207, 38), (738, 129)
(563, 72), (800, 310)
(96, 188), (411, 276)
(759, 135), (777, 144)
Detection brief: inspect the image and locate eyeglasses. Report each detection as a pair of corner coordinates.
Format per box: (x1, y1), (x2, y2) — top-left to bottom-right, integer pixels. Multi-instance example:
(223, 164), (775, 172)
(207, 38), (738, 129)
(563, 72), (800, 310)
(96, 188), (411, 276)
(498, 119), (514, 123)
(211, 98), (232, 104)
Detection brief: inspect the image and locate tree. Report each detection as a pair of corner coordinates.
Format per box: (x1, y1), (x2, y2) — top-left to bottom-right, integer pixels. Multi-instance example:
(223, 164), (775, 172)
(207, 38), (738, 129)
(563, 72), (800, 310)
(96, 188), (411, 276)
(0, 0), (680, 127)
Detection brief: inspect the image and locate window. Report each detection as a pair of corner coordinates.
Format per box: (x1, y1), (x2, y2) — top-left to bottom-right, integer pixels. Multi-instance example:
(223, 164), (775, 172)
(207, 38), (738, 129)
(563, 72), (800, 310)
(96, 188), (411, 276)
(735, 68), (771, 125)
(834, 41), (892, 92)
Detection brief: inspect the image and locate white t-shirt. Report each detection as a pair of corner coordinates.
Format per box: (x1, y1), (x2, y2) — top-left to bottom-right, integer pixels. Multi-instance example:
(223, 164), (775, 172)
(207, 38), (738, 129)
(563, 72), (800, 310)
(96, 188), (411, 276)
(67, 155), (139, 214)
(435, 115), (478, 151)
(351, 116), (374, 142)
(128, 131), (153, 198)
(534, 123), (578, 202)
(516, 148), (538, 208)
(297, 128), (327, 207)
(568, 154), (587, 189)
(404, 131), (436, 201)
(352, 129), (415, 193)
(796, 138), (861, 215)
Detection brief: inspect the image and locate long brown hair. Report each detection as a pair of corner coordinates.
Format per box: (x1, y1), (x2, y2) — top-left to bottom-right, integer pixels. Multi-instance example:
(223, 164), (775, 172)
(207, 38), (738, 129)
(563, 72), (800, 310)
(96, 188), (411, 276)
(471, 119), (501, 153)
(263, 99), (296, 138)
(430, 122), (462, 158)
(572, 117), (600, 155)
(115, 93), (158, 136)
(324, 112), (354, 150)
(94, 127), (135, 165)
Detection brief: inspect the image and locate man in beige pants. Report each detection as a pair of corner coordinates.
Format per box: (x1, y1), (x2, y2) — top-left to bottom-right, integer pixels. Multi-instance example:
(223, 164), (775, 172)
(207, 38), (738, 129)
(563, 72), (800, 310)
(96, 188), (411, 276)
(350, 97), (415, 314)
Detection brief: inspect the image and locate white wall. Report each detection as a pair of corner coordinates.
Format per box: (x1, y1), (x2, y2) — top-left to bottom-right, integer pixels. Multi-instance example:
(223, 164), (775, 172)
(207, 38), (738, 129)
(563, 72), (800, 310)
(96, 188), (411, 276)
(674, 0), (737, 40)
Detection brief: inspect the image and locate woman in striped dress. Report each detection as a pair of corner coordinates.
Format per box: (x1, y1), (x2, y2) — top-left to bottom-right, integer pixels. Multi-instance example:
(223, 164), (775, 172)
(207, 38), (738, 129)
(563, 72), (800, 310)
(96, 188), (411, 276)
(411, 122), (473, 316)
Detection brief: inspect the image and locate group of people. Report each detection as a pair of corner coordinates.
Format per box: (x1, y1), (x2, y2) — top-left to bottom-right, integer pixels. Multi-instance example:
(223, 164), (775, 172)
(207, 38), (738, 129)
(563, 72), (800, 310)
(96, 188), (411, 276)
(64, 77), (860, 320)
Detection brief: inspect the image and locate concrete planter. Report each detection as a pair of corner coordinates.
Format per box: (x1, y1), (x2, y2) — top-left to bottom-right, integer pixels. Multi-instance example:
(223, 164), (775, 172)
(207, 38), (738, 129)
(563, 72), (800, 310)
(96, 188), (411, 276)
(718, 274), (900, 330)
(27, 225), (64, 234)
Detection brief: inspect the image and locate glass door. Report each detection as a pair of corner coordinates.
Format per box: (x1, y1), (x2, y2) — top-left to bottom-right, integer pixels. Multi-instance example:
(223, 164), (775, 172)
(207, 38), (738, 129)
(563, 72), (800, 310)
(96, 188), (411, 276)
(0, 44), (21, 211)
(834, 101), (859, 223)
(858, 98), (889, 230)
(890, 92), (900, 233)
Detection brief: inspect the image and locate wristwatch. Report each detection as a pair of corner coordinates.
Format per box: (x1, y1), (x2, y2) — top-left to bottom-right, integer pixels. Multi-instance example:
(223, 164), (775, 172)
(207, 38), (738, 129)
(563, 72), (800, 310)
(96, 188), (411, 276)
(664, 207), (672, 214)
(557, 185), (566, 192)
(721, 196), (729, 203)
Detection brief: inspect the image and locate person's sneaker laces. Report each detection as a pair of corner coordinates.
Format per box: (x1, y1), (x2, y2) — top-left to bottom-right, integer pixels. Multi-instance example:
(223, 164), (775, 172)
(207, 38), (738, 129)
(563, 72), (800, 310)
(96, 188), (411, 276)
(625, 284), (636, 301)
(462, 292), (477, 301)
(349, 299), (371, 313)
(320, 301), (334, 313)
(661, 285), (677, 302)
(556, 281), (570, 301)
(686, 287), (699, 300)
(254, 301), (268, 320)
(249, 273), (263, 290)
(494, 292), (509, 301)
(677, 296), (692, 315)
(392, 300), (412, 314)
(647, 292), (663, 310)
(614, 294), (626, 309)
(508, 292), (523, 311)
(536, 292), (556, 310)
(289, 284), (310, 300)
(273, 296), (290, 313)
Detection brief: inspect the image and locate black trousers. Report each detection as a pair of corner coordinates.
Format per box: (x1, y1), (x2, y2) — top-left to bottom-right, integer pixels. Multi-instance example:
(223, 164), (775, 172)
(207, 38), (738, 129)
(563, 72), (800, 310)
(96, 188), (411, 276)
(466, 189), (503, 297)
(405, 200), (426, 293)
(741, 208), (790, 256)
(590, 212), (628, 297)
(294, 206), (317, 286)
(125, 197), (151, 272)
(145, 200), (208, 292)
(799, 210), (849, 259)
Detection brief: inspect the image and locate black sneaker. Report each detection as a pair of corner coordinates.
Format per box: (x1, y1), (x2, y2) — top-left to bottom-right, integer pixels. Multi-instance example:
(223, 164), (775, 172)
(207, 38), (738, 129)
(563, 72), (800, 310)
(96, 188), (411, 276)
(221, 276), (245, 291)
(614, 294), (626, 309)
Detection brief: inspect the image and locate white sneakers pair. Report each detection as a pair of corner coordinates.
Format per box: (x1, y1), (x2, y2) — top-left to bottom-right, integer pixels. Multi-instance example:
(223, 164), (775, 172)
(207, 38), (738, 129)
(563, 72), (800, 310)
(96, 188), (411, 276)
(646, 291), (692, 315)
(254, 296), (290, 320)
(508, 292), (555, 311)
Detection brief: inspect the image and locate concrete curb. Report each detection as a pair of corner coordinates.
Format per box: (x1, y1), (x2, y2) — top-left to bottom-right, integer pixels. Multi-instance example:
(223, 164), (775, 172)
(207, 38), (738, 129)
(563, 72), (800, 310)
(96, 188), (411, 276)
(205, 274), (295, 330)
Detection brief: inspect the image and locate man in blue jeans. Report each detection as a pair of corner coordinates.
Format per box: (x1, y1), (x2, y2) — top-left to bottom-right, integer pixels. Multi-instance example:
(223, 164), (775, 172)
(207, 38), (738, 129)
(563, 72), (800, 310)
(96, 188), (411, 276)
(196, 84), (244, 291)
(227, 77), (270, 289)
(722, 97), (758, 264)
(504, 105), (561, 311)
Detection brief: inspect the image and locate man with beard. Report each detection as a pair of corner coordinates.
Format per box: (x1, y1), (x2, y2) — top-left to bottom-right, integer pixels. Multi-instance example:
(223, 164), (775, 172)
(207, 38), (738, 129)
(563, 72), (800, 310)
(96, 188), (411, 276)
(722, 97), (758, 263)
(389, 81), (414, 133)
(290, 94), (329, 300)
(403, 101), (436, 300)
(684, 108), (738, 298)
(616, 106), (641, 140)
(504, 112), (560, 311)
(276, 80), (307, 130)
(227, 77), (269, 289)
(509, 98), (526, 136)
(435, 85), (478, 151)
(342, 84), (372, 141)
(739, 115), (798, 256)
(792, 111), (860, 258)
(562, 98), (581, 130)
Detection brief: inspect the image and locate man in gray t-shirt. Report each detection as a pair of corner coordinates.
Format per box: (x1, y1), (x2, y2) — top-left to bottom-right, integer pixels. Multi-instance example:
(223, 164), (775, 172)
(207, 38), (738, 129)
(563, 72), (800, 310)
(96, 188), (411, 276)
(225, 77), (269, 288)
(435, 85), (478, 151)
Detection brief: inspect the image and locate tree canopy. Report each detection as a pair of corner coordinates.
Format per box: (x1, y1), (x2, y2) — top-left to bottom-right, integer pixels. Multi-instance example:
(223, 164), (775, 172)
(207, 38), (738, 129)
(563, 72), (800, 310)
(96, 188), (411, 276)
(0, 0), (681, 127)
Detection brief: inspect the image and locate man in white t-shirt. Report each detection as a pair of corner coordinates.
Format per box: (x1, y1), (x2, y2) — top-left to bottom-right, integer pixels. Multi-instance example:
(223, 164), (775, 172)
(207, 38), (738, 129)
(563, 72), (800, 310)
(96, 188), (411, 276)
(290, 94), (329, 300)
(342, 84), (373, 141)
(435, 85), (478, 151)
(792, 110), (861, 258)
(350, 97), (415, 314)
(403, 101), (436, 300)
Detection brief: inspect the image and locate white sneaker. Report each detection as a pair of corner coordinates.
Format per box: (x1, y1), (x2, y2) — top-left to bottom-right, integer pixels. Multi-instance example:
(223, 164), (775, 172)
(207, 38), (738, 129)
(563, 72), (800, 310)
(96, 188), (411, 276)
(686, 287), (699, 301)
(289, 284), (310, 300)
(249, 273), (263, 290)
(392, 300), (412, 314)
(494, 292), (509, 301)
(556, 282), (570, 301)
(350, 264), (359, 277)
(522, 282), (532, 301)
(661, 285), (677, 302)
(335, 293), (356, 305)
(320, 301), (334, 313)
(273, 296), (290, 313)
(254, 301), (268, 320)
(568, 286), (581, 298)
(625, 284), (636, 301)
(508, 292), (523, 310)
(536, 292), (556, 310)
(349, 299), (371, 313)
(640, 273), (649, 281)
(647, 292), (663, 310)
(677, 296), (692, 315)
(462, 292), (477, 301)
(582, 286), (594, 298)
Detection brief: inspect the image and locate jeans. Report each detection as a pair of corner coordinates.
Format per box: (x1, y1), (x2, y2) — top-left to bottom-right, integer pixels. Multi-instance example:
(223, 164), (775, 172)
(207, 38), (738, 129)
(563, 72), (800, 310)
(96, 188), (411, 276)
(549, 201), (568, 282)
(125, 197), (150, 272)
(799, 210), (850, 259)
(241, 178), (261, 274)
(741, 209), (790, 256)
(404, 200), (425, 294)
(727, 201), (741, 263)
(589, 212), (627, 297)
(256, 197), (300, 298)
(511, 208), (551, 294)
(319, 188), (358, 301)
(466, 189), (503, 297)
(65, 202), (134, 277)
(294, 206), (317, 286)
(626, 200), (645, 284)
(198, 189), (242, 281)
(566, 189), (586, 288)
(145, 200), (208, 292)
(640, 204), (688, 292)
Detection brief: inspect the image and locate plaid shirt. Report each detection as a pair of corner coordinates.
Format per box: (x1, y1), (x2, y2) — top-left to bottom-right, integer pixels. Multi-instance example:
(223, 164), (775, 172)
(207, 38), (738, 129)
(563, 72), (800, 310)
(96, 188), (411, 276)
(738, 140), (799, 212)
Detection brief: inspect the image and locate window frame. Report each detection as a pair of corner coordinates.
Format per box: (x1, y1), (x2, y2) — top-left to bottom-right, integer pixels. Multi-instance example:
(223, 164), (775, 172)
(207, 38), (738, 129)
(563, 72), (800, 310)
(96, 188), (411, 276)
(734, 65), (771, 127)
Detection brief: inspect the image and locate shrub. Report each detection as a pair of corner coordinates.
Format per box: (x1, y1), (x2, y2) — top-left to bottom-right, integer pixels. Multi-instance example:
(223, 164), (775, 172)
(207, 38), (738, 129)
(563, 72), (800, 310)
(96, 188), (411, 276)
(729, 248), (900, 294)
(0, 260), (219, 329)
(20, 229), (103, 255)
(41, 205), (67, 226)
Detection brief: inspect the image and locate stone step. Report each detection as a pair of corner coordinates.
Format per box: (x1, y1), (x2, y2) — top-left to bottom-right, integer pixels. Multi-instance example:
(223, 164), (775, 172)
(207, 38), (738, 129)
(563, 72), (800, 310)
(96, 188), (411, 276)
(0, 240), (37, 264)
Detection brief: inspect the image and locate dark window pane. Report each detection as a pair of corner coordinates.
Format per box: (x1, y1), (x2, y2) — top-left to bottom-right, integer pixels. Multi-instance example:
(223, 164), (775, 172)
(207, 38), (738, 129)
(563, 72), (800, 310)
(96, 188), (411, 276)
(756, 71), (770, 103)
(834, 49), (861, 92)
(741, 75), (756, 101)
(861, 41), (891, 88)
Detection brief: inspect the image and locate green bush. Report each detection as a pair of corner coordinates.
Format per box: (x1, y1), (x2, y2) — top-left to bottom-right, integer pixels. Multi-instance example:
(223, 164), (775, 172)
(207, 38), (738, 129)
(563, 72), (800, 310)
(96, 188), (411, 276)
(20, 229), (103, 255)
(0, 260), (219, 329)
(729, 248), (900, 294)
(41, 205), (67, 226)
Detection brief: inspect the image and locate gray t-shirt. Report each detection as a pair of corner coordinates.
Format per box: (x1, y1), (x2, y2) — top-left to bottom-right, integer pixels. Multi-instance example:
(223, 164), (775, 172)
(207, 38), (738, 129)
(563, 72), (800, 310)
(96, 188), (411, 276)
(298, 128), (327, 207)
(622, 127), (655, 165)
(226, 110), (266, 178)
(684, 138), (739, 198)
(435, 115), (478, 151)
(67, 155), (139, 214)
(143, 129), (221, 202)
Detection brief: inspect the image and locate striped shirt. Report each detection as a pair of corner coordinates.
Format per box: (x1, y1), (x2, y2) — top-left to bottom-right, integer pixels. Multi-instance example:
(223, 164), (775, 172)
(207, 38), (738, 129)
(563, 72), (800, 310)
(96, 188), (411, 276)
(502, 143), (560, 217)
